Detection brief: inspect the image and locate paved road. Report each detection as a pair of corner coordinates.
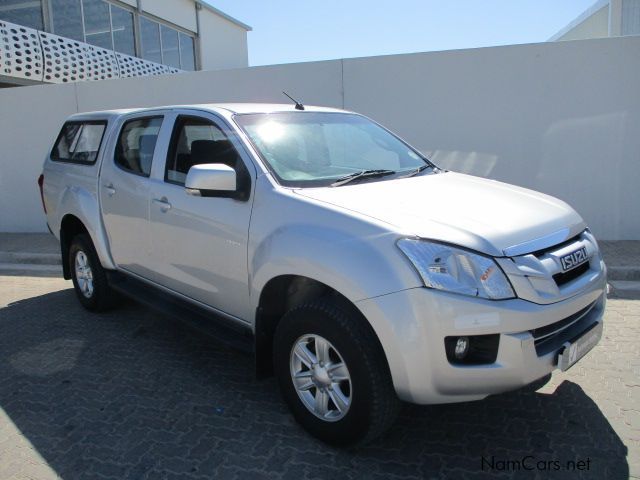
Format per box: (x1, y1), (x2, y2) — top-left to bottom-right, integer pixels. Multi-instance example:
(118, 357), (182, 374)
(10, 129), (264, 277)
(0, 276), (637, 480)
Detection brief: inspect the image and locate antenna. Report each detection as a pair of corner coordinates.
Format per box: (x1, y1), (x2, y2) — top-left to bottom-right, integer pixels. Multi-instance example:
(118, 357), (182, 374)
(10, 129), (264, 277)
(282, 91), (305, 110)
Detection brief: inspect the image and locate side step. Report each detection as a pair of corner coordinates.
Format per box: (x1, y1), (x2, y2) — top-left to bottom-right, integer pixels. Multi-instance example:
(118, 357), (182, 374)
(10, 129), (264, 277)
(107, 271), (254, 354)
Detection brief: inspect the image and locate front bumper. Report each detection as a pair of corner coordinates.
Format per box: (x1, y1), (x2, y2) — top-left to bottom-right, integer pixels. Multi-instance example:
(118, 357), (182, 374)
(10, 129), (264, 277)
(355, 271), (607, 404)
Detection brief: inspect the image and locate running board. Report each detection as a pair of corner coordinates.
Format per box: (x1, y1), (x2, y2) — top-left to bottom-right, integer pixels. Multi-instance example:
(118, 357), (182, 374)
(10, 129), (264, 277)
(107, 271), (254, 354)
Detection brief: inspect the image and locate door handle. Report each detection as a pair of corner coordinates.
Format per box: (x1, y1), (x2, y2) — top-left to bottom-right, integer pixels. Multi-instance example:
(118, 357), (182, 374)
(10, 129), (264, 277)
(153, 197), (172, 212)
(104, 183), (116, 197)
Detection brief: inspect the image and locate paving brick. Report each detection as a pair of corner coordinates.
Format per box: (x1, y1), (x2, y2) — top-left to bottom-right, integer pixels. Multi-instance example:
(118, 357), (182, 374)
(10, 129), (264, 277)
(0, 275), (637, 479)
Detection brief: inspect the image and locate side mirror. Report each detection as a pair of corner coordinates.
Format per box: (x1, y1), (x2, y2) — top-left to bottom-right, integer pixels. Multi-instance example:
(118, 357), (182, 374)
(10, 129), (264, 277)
(185, 164), (236, 196)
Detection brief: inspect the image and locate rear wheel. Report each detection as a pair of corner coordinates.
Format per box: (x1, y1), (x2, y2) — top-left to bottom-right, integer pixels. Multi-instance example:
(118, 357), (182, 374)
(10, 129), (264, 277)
(69, 234), (118, 312)
(273, 298), (400, 446)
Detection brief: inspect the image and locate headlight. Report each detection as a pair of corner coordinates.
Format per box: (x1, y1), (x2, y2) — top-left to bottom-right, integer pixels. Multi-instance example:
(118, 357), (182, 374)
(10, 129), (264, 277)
(397, 239), (515, 300)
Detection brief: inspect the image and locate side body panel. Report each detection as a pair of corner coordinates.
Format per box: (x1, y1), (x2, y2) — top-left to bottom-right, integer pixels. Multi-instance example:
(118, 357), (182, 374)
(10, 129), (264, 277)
(42, 118), (117, 270)
(145, 110), (258, 321)
(247, 175), (423, 312)
(98, 112), (173, 276)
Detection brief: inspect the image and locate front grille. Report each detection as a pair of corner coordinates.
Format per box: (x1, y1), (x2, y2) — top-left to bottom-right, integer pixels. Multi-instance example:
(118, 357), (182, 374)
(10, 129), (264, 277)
(531, 233), (582, 258)
(553, 261), (590, 286)
(531, 301), (596, 354)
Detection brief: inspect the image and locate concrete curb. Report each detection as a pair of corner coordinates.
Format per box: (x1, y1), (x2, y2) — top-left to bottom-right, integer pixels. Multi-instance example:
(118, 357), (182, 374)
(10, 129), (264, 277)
(0, 252), (61, 265)
(0, 250), (62, 277)
(607, 266), (640, 281)
(608, 281), (640, 299)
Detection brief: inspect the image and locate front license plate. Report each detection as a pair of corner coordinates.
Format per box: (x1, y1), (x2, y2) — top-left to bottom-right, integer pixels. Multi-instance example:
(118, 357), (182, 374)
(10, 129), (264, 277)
(560, 246), (588, 271)
(557, 322), (603, 371)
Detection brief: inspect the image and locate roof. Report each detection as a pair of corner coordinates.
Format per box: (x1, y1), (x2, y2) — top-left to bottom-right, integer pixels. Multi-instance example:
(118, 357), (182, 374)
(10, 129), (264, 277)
(195, 1), (252, 31)
(67, 103), (348, 121)
(198, 103), (346, 114)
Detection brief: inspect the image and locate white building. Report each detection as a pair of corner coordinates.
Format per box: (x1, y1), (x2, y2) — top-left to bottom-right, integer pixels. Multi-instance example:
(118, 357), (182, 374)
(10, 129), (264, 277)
(549, 0), (640, 41)
(0, 0), (250, 87)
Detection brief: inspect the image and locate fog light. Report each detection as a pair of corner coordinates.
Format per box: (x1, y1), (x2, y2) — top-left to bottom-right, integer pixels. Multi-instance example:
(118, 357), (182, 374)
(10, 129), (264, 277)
(454, 336), (469, 359)
(445, 334), (499, 365)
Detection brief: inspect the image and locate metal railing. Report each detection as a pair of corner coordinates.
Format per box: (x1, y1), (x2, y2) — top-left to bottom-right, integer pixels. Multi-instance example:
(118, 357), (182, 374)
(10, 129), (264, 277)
(0, 19), (182, 85)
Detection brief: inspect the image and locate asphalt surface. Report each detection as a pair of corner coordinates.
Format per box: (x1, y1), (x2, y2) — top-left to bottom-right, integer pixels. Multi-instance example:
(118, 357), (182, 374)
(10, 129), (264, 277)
(0, 275), (638, 480)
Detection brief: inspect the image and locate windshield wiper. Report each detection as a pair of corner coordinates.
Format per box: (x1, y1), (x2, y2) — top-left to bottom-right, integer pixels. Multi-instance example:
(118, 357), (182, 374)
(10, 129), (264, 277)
(397, 164), (431, 179)
(330, 169), (396, 187)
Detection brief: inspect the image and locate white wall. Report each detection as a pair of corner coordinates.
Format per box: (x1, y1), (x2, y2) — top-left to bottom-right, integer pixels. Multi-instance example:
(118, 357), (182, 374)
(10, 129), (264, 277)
(118, 0), (137, 8)
(0, 36), (638, 239)
(141, 0), (198, 33)
(556, 5), (610, 41)
(198, 9), (249, 70)
(0, 84), (79, 232)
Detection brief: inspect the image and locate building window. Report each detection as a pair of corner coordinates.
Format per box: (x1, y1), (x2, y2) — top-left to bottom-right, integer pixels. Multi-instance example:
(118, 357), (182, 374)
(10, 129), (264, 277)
(1, 0), (196, 69)
(110, 4), (134, 56)
(0, 0), (44, 30)
(50, 0), (136, 55)
(179, 32), (195, 71)
(51, 0), (84, 41)
(140, 16), (161, 63)
(141, 16), (196, 70)
(622, 0), (640, 35)
(82, 0), (111, 50)
(160, 24), (180, 68)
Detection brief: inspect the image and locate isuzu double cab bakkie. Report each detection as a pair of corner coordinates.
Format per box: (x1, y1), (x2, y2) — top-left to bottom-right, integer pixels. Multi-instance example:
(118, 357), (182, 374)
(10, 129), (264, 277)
(40, 103), (607, 445)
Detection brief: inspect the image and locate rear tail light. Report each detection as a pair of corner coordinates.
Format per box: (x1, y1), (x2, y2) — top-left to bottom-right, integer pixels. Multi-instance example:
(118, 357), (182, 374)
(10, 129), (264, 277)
(37, 174), (47, 214)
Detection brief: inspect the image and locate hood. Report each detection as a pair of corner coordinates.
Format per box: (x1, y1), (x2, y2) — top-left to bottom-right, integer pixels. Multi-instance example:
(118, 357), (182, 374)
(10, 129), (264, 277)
(294, 172), (586, 257)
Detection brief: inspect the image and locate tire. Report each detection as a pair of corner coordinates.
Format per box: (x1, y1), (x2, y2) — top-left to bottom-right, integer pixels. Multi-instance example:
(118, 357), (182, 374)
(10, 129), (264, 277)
(69, 233), (118, 312)
(273, 297), (400, 446)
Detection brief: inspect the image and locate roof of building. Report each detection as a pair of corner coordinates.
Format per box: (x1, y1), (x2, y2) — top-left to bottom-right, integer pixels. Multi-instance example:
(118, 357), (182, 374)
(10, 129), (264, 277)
(195, 1), (252, 31)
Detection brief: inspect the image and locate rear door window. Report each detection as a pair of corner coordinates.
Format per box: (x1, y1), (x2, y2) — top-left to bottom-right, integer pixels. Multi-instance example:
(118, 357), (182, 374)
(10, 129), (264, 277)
(51, 121), (107, 164)
(114, 116), (163, 177)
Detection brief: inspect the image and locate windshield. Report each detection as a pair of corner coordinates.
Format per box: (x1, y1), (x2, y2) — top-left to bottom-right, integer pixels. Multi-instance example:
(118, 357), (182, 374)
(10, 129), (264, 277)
(234, 112), (434, 187)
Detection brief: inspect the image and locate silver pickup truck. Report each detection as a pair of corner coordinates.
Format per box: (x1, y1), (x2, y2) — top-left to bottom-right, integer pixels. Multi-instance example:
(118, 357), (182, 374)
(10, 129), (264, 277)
(39, 103), (607, 445)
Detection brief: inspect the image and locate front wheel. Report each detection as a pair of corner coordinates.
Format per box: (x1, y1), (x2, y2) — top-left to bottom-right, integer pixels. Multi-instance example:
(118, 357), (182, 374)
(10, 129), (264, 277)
(273, 298), (400, 446)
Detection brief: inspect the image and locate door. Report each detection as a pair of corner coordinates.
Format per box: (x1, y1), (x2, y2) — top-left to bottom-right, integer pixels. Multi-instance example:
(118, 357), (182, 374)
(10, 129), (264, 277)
(99, 114), (164, 277)
(147, 112), (256, 321)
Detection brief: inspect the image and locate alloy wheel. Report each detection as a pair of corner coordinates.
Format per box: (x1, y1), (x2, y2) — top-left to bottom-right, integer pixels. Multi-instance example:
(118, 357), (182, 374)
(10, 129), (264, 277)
(289, 334), (352, 422)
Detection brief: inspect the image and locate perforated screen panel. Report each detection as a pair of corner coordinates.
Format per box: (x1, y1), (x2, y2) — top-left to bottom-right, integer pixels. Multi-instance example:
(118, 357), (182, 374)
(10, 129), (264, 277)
(0, 21), (44, 81)
(116, 52), (172, 78)
(0, 20), (182, 85)
(39, 31), (119, 83)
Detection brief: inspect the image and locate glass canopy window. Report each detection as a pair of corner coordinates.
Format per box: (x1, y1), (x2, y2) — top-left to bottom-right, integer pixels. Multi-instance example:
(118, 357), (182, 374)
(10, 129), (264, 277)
(0, 0), (44, 30)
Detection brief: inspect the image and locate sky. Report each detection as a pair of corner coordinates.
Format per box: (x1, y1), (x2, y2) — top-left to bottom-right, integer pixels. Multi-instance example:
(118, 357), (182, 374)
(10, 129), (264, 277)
(204, 0), (597, 66)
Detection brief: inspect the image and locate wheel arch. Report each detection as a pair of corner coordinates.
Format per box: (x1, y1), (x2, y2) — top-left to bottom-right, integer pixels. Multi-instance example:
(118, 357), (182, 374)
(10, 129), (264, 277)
(59, 211), (115, 279)
(60, 214), (89, 279)
(254, 274), (391, 380)
(55, 184), (116, 276)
